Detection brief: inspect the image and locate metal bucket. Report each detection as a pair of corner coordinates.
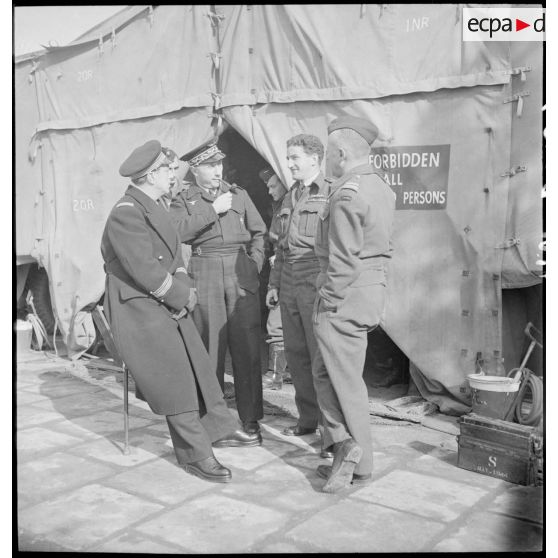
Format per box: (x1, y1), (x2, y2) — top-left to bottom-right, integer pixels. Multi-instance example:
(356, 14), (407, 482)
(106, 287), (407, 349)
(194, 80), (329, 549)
(468, 374), (520, 420)
(16, 319), (33, 354)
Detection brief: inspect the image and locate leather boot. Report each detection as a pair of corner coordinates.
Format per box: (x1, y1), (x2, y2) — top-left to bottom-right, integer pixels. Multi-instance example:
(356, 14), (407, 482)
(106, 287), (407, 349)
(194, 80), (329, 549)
(316, 464), (371, 485)
(322, 438), (363, 493)
(185, 455), (232, 483)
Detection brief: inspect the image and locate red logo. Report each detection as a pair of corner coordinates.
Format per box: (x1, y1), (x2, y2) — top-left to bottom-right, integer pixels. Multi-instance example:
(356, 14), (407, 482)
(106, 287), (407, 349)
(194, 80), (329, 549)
(516, 18), (530, 31)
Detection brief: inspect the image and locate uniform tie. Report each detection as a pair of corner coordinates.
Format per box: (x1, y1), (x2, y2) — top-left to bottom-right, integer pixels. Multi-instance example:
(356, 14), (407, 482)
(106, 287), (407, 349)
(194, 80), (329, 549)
(157, 197), (170, 211)
(294, 182), (305, 203)
(209, 188), (219, 198)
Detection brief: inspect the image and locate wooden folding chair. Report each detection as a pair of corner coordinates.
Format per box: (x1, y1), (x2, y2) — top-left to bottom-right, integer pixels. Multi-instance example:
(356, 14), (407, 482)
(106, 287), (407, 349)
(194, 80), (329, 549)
(91, 305), (130, 455)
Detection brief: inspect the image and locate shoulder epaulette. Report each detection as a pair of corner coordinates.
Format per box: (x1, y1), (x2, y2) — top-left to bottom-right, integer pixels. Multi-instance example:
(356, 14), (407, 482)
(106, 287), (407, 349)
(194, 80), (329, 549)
(116, 202), (134, 208)
(229, 181), (244, 191)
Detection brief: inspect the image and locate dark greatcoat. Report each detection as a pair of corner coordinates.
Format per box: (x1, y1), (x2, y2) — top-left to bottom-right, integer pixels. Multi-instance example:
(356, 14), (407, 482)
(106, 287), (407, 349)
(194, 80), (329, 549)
(101, 186), (224, 415)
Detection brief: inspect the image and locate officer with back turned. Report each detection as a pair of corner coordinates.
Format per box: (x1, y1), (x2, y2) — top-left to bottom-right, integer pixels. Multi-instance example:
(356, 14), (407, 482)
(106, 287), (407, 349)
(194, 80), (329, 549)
(312, 116), (396, 493)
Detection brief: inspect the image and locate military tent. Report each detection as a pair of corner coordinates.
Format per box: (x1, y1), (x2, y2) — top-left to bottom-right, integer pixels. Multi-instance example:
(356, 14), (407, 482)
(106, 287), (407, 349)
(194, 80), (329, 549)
(15, 4), (543, 414)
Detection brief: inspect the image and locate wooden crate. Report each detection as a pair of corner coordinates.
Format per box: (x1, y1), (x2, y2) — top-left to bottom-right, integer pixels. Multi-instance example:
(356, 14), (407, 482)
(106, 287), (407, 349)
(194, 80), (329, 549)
(457, 413), (543, 486)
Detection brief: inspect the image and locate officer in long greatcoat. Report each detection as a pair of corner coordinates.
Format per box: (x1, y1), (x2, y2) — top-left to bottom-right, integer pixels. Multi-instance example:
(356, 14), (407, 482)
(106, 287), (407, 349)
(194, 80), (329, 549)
(170, 139), (267, 439)
(101, 140), (261, 484)
(312, 117), (396, 493)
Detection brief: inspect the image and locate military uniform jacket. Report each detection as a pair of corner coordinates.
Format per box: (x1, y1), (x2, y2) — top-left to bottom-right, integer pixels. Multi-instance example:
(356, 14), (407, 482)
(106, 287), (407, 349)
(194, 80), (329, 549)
(269, 172), (331, 289)
(314, 164), (396, 311)
(101, 185), (223, 415)
(269, 195), (286, 249)
(263, 194), (286, 265)
(170, 180), (266, 271)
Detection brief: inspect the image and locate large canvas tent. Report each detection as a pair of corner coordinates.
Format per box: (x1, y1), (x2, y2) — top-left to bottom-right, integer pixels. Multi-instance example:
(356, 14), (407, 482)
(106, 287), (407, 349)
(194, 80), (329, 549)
(15, 4), (543, 414)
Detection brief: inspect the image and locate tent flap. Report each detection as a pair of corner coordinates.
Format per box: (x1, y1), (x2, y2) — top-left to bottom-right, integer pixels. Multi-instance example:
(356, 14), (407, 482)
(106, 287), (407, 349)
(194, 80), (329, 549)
(224, 83), (515, 413)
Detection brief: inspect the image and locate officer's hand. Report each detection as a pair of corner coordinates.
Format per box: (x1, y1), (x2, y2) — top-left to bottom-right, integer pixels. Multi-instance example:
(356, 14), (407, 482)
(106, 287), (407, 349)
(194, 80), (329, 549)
(266, 288), (279, 309)
(212, 192), (232, 214)
(186, 287), (198, 312)
(269, 254), (276, 268)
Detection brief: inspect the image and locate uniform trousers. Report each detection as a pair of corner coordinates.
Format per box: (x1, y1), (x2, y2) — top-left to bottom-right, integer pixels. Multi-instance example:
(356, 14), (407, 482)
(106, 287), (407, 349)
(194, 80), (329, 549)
(189, 252), (263, 425)
(166, 397), (237, 464)
(312, 282), (386, 476)
(280, 259), (321, 429)
(265, 304), (283, 345)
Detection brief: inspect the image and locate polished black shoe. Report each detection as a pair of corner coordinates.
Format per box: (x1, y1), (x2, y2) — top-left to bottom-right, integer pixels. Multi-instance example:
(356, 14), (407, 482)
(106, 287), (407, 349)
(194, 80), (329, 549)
(322, 438), (363, 493)
(282, 424), (317, 437)
(185, 456), (232, 483)
(316, 464), (371, 485)
(213, 429), (262, 448)
(242, 421), (261, 434)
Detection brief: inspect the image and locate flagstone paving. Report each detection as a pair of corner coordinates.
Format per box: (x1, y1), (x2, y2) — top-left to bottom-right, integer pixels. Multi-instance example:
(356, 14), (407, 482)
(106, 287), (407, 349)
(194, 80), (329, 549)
(16, 354), (544, 553)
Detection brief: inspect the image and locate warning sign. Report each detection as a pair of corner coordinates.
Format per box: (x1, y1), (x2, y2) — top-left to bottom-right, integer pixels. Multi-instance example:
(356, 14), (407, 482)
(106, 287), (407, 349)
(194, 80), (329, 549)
(369, 145), (450, 210)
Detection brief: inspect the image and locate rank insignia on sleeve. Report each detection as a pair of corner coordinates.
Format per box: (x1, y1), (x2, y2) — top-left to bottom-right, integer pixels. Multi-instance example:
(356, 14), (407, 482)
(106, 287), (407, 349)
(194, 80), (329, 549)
(342, 182), (359, 192)
(116, 202), (134, 208)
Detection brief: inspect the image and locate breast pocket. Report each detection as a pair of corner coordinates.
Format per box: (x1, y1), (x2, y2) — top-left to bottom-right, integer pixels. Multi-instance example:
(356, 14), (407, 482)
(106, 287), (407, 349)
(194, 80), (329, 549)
(229, 206), (249, 235)
(298, 207), (320, 237)
(279, 208), (291, 236)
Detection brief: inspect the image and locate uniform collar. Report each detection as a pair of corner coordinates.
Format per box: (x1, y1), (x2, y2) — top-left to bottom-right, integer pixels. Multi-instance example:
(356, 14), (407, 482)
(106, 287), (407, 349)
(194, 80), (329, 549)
(297, 172), (328, 196)
(125, 186), (178, 254)
(302, 171), (320, 187)
(329, 164), (375, 194)
(188, 179), (234, 200)
(347, 163), (376, 176)
(187, 182), (219, 202)
(126, 185), (160, 213)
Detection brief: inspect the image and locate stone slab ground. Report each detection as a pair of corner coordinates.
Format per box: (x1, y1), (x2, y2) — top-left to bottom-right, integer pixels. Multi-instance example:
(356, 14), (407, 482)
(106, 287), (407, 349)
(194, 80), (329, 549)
(16, 353), (544, 553)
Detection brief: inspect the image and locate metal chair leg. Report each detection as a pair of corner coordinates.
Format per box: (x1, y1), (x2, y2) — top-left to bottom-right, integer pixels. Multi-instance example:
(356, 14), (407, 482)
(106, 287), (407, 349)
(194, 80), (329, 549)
(123, 363), (130, 455)
(92, 305), (132, 456)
